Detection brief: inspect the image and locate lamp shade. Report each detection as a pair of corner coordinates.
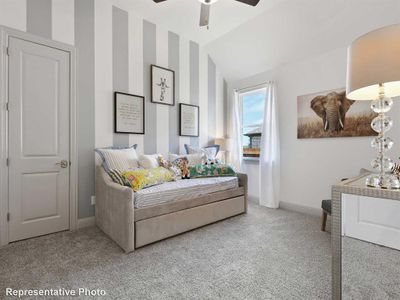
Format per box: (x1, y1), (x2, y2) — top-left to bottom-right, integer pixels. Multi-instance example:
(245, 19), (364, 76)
(214, 138), (226, 151)
(346, 23), (400, 100)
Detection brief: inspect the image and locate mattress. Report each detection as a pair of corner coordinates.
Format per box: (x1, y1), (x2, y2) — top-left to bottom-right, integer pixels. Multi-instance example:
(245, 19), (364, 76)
(134, 176), (239, 208)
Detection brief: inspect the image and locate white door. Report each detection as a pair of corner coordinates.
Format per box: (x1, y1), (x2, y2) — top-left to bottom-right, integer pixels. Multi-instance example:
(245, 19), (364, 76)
(342, 194), (400, 250)
(8, 36), (70, 242)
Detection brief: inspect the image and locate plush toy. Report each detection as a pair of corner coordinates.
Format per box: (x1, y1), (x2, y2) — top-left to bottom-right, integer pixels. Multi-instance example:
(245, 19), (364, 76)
(204, 158), (221, 166)
(179, 157), (191, 179)
(158, 155), (170, 168)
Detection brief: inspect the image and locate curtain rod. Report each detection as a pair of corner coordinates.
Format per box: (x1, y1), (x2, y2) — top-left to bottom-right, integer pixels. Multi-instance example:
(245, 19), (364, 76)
(234, 81), (275, 93)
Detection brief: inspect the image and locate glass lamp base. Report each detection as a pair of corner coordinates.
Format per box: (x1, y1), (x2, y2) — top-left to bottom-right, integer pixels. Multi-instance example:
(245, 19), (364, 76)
(366, 174), (400, 189)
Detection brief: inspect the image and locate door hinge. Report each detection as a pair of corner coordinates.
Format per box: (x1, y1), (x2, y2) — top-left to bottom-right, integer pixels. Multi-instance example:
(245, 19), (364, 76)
(7, 212), (10, 222)
(5, 102), (9, 111)
(6, 158), (9, 166)
(5, 47), (9, 56)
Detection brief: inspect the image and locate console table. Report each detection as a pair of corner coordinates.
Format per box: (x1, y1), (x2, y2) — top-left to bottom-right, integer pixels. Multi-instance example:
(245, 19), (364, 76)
(331, 173), (400, 300)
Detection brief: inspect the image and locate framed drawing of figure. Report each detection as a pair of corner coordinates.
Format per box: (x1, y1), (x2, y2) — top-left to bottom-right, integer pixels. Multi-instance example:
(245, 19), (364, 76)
(114, 92), (145, 134)
(179, 103), (199, 137)
(151, 64), (175, 106)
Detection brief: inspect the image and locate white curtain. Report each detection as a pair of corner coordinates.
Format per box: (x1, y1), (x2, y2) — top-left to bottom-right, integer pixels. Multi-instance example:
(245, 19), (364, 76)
(259, 82), (280, 208)
(230, 90), (243, 171)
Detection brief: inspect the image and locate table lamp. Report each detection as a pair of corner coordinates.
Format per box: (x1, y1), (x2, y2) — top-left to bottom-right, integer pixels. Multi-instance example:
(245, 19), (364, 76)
(347, 23), (400, 189)
(214, 138), (231, 163)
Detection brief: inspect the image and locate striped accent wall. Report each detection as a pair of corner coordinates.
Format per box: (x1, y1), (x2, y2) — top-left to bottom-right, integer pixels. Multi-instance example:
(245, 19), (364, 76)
(112, 6), (129, 148)
(0, 0), (227, 218)
(27, 0), (52, 38)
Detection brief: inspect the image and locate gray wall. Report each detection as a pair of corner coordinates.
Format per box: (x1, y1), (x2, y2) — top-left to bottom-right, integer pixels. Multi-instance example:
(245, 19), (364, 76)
(75, 0), (95, 218)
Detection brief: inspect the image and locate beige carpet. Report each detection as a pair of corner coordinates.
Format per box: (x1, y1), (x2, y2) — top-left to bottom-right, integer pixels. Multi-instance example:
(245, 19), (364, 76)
(0, 202), (331, 299)
(342, 237), (400, 300)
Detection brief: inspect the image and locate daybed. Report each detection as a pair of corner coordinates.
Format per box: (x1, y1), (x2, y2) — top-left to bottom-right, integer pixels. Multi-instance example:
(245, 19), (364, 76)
(95, 165), (248, 252)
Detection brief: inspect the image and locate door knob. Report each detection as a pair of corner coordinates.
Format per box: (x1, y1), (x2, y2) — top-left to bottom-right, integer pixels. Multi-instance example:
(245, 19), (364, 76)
(55, 160), (69, 168)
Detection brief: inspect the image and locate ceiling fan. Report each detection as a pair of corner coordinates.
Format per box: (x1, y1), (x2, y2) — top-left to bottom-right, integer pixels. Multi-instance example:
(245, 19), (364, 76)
(153, 0), (260, 28)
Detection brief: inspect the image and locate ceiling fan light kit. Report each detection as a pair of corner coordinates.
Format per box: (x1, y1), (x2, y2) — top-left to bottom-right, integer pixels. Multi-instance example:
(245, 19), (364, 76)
(153, 0), (260, 28)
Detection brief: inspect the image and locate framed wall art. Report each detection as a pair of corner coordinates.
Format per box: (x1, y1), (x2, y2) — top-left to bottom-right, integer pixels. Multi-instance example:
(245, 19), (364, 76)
(151, 64), (175, 106)
(114, 92), (145, 134)
(297, 88), (376, 139)
(179, 103), (199, 137)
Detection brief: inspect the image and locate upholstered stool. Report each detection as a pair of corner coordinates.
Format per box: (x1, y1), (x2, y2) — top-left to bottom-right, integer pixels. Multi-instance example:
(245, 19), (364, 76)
(321, 199), (331, 232)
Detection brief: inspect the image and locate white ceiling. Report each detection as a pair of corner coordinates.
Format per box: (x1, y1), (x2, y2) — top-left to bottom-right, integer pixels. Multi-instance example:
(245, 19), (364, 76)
(112, 0), (286, 45)
(205, 0), (400, 81)
(114, 0), (400, 82)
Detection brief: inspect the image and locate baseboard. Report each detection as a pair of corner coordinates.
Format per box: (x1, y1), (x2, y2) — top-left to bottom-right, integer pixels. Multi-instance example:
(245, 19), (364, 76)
(279, 201), (320, 217)
(77, 216), (95, 229)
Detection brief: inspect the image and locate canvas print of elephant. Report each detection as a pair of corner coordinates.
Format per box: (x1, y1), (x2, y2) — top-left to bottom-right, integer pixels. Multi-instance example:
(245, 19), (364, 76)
(297, 88), (377, 139)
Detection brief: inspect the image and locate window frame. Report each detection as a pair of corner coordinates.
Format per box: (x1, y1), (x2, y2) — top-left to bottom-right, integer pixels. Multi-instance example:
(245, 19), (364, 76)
(238, 86), (267, 161)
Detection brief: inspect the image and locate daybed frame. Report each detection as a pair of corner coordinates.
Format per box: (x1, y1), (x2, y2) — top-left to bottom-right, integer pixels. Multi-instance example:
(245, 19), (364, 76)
(95, 166), (248, 252)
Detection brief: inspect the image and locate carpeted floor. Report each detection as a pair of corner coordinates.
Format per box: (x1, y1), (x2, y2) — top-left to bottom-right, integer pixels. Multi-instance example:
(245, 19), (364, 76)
(0, 202), (331, 299)
(342, 237), (400, 300)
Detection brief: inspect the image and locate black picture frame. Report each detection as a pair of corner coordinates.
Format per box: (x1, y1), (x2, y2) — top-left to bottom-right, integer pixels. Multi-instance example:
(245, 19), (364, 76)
(179, 103), (199, 137)
(151, 64), (175, 106)
(114, 92), (145, 135)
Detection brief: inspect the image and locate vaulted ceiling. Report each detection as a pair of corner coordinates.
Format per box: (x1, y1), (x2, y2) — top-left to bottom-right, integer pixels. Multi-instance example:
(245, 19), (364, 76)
(111, 0), (285, 45)
(114, 0), (400, 82)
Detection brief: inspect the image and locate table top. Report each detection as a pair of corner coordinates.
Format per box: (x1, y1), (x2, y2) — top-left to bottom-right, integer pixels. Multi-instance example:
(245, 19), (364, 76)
(332, 172), (400, 200)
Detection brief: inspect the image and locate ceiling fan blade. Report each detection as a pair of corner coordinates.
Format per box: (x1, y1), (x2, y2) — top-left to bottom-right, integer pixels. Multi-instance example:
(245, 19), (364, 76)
(199, 3), (210, 27)
(153, 0), (167, 3)
(234, 0), (260, 6)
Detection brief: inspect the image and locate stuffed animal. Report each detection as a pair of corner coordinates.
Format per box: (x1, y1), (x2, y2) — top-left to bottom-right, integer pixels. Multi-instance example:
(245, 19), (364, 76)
(179, 157), (190, 179)
(158, 155), (170, 168)
(204, 158), (221, 166)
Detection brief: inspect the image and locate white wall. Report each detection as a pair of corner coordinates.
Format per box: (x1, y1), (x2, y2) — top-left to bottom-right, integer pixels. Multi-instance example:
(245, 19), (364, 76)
(229, 46), (400, 211)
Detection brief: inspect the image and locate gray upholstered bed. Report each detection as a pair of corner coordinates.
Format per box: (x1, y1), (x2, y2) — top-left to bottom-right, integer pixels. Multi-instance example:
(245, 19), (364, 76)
(95, 166), (248, 252)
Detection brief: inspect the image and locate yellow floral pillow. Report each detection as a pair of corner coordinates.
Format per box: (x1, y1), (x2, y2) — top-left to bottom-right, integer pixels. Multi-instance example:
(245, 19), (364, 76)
(122, 167), (174, 191)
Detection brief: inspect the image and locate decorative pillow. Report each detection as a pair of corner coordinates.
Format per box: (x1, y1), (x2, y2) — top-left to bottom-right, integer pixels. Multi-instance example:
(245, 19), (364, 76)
(189, 164), (236, 178)
(138, 154), (160, 169)
(108, 169), (130, 186)
(184, 144), (220, 159)
(168, 153), (205, 166)
(122, 167), (174, 191)
(95, 145), (139, 172)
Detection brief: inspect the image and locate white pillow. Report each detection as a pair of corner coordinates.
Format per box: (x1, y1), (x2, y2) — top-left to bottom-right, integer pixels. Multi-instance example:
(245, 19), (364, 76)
(138, 154), (160, 169)
(96, 147), (139, 172)
(169, 153), (205, 166)
(184, 144), (219, 159)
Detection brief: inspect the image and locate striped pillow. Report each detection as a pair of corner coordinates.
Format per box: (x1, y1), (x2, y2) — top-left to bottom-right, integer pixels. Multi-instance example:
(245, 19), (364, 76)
(95, 145), (139, 172)
(108, 169), (130, 186)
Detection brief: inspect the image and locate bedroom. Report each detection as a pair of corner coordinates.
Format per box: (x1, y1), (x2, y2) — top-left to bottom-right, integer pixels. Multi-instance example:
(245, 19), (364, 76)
(1, 0), (400, 299)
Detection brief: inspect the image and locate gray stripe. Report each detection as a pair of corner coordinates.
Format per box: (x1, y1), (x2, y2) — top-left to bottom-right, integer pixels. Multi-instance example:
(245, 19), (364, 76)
(112, 6), (129, 147)
(75, 0), (95, 218)
(208, 56), (216, 145)
(190, 41), (199, 146)
(223, 79), (228, 137)
(168, 32), (180, 154)
(143, 20), (157, 154)
(26, 0), (52, 39)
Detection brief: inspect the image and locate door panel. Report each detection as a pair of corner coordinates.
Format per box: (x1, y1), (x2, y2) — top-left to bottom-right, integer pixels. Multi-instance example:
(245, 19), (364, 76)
(22, 52), (59, 157)
(8, 37), (70, 242)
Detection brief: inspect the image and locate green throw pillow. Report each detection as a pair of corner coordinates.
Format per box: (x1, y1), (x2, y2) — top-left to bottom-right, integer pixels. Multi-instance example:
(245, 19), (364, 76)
(190, 164), (236, 178)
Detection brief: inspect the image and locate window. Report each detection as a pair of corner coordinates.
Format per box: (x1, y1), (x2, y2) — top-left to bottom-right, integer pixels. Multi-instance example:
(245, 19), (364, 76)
(239, 87), (266, 159)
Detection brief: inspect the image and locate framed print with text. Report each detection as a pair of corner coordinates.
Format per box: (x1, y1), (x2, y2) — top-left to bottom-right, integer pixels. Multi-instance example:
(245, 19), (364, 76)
(114, 92), (145, 134)
(179, 103), (199, 137)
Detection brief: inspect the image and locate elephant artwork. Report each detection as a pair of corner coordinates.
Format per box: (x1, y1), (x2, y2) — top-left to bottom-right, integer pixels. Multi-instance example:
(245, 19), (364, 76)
(297, 88), (377, 139)
(310, 91), (355, 132)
